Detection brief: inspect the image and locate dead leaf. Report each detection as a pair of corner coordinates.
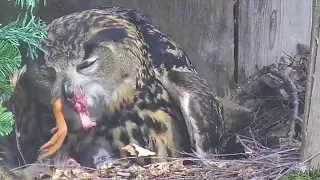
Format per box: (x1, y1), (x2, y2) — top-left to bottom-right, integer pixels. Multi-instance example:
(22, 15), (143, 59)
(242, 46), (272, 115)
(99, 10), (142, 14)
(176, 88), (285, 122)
(36, 173), (52, 180)
(72, 169), (99, 179)
(116, 171), (131, 177)
(121, 144), (136, 156)
(51, 169), (63, 180)
(51, 169), (75, 180)
(209, 161), (229, 168)
(239, 167), (254, 179)
(99, 162), (115, 170)
(147, 163), (170, 176)
(121, 143), (156, 157)
(145, 160), (185, 177)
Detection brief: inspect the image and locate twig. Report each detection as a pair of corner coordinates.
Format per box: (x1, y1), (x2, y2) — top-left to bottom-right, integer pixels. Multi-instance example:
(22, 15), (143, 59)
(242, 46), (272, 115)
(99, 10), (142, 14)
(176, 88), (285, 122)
(273, 164), (298, 180)
(300, 149), (320, 165)
(12, 104), (26, 166)
(248, 127), (259, 149)
(282, 50), (295, 61)
(235, 134), (255, 153)
(10, 163), (97, 172)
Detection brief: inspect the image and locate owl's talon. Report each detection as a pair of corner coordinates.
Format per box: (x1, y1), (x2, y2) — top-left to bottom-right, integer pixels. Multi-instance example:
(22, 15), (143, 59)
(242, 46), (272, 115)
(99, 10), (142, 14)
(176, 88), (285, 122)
(39, 125), (67, 158)
(39, 99), (67, 159)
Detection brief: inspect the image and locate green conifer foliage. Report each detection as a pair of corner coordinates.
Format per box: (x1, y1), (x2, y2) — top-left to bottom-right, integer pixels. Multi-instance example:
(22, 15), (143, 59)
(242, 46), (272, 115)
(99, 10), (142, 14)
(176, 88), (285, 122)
(0, 0), (47, 136)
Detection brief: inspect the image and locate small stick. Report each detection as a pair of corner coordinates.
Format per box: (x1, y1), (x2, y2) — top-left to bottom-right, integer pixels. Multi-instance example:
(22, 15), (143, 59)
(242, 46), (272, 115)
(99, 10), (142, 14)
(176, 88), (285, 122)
(12, 104), (27, 165)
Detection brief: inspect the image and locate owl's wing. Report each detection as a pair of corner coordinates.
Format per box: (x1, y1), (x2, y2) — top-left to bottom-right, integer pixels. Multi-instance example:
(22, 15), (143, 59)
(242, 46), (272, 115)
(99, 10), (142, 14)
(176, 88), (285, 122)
(159, 70), (225, 156)
(138, 21), (226, 156)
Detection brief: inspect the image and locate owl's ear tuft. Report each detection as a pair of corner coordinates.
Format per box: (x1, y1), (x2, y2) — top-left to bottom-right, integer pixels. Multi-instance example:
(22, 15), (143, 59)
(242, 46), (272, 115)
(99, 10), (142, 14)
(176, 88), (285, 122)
(83, 27), (127, 60)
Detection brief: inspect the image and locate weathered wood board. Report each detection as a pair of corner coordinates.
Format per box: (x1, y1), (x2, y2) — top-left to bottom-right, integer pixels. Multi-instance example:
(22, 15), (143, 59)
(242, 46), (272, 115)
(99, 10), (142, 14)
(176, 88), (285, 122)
(301, 0), (320, 169)
(237, 0), (312, 84)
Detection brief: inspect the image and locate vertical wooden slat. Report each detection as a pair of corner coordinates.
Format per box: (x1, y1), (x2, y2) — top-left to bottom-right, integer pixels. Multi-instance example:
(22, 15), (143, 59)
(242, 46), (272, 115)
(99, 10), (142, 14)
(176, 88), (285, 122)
(237, 0), (312, 84)
(35, 0), (235, 97)
(301, 0), (320, 169)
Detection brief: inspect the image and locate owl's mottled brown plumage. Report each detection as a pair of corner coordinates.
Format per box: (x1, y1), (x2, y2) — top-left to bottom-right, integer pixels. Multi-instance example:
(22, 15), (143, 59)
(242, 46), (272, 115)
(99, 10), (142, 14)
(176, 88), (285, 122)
(0, 6), (226, 168)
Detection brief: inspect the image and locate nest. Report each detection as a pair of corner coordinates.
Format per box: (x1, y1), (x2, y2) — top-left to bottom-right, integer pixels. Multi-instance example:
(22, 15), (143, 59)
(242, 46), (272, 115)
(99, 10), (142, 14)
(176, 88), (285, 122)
(1, 44), (310, 180)
(232, 43), (309, 149)
(8, 137), (301, 180)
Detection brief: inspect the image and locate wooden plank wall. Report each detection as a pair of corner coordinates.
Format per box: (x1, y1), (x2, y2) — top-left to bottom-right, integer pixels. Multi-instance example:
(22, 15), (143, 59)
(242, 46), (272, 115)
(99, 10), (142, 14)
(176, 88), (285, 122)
(0, 0), (312, 98)
(236, 0), (312, 84)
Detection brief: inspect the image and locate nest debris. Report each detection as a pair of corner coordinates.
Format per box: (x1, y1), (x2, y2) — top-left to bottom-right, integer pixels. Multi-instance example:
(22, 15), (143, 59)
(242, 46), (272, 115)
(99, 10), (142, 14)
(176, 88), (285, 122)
(6, 136), (300, 180)
(233, 43), (309, 149)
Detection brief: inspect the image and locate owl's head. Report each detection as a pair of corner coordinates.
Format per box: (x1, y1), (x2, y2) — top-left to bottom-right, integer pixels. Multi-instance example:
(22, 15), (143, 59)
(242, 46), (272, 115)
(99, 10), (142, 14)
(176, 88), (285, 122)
(28, 15), (150, 130)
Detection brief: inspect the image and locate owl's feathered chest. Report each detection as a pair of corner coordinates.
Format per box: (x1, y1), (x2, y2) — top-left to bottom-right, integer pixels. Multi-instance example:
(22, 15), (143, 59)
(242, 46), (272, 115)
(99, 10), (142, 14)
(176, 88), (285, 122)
(91, 75), (191, 161)
(102, 75), (181, 130)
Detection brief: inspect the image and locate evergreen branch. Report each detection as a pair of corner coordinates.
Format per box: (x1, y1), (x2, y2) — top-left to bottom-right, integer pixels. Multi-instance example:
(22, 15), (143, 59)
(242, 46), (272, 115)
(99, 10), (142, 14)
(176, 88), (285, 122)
(0, 40), (21, 103)
(0, 40), (21, 77)
(0, 78), (13, 103)
(0, 0), (48, 137)
(0, 106), (14, 137)
(0, 75), (15, 103)
(0, 13), (47, 60)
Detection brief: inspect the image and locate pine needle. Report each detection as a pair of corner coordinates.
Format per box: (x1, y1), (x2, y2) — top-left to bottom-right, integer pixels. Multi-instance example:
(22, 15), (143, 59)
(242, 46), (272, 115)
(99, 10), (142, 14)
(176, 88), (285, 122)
(0, 13), (47, 60)
(0, 106), (14, 137)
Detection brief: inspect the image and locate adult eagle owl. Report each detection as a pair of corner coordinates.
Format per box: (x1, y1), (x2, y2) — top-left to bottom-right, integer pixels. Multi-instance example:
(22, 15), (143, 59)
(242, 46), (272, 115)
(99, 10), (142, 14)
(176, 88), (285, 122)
(0, 6), (226, 168)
